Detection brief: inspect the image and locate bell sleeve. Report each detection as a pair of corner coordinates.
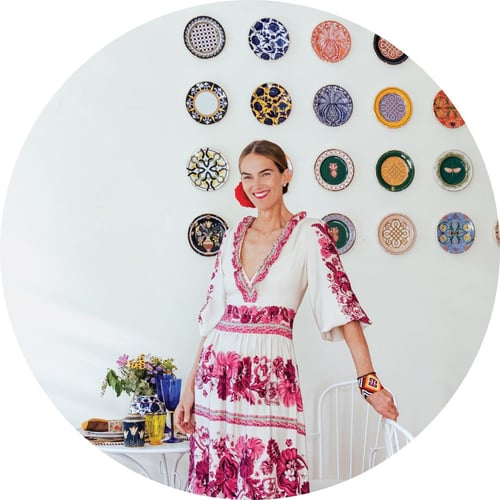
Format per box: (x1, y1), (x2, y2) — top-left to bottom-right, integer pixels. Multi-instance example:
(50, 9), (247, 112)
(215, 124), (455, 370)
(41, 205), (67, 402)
(197, 230), (229, 337)
(306, 221), (371, 342)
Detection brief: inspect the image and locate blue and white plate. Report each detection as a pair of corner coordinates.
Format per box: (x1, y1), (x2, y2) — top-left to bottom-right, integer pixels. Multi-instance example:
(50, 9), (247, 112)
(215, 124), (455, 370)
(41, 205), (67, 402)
(248, 18), (290, 60)
(184, 16), (226, 59)
(185, 81), (228, 125)
(437, 212), (475, 254)
(313, 84), (353, 126)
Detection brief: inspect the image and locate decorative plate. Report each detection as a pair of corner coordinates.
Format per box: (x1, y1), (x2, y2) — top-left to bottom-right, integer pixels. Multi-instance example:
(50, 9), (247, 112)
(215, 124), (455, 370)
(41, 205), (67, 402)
(183, 16), (226, 59)
(433, 89), (465, 128)
(378, 213), (416, 254)
(373, 35), (408, 64)
(434, 150), (472, 191)
(374, 87), (412, 127)
(250, 82), (292, 125)
(376, 150), (415, 192)
(188, 214), (228, 256)
(248, 18), (290, 60)
(313, 84), (353, 126)
(185, 81), (228, 125)
(321, 213), (356, 254)
(187, 147), (229, 191)
(311, 20), (351, 62)
(314, 149), (354, 191)
(437, 212), (475, 254)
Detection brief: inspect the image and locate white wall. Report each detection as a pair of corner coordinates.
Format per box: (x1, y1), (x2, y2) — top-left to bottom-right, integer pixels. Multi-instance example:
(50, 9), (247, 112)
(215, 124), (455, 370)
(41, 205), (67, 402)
(1, 0), (498, 491)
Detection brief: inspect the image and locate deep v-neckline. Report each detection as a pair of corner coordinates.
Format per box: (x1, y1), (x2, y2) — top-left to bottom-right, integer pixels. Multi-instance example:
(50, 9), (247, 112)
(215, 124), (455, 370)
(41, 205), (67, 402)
(232, 212), (306, 302)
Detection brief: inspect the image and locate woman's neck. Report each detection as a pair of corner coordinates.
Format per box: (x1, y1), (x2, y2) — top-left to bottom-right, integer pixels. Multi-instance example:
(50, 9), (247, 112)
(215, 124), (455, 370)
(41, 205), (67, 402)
(251, 205), (294, 234)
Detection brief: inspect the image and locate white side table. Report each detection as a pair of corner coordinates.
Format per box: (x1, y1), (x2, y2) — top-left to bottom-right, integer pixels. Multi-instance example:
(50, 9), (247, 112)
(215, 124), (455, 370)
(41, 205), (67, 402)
(100, 440), (190, 489)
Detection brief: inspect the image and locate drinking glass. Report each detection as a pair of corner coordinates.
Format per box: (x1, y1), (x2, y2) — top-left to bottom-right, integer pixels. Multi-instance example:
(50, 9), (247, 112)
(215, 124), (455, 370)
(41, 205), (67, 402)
(157, 376), (182, 443)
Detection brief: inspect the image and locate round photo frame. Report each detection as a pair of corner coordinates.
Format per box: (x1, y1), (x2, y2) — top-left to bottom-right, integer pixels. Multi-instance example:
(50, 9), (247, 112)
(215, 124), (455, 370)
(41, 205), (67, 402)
(314, 148), (355, 191)
(321, 213), (356, 254)
(187, 213), (228, 257)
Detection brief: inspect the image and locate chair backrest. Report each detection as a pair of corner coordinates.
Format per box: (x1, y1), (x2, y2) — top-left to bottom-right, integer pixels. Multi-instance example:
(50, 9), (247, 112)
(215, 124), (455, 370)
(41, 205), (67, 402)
(383, 418), (414, 457)
(313, 380), (386, 482)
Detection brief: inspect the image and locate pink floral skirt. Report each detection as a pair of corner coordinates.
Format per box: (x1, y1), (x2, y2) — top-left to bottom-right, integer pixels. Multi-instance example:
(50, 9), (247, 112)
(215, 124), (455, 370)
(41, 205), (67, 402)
(188, 305), (310, 498)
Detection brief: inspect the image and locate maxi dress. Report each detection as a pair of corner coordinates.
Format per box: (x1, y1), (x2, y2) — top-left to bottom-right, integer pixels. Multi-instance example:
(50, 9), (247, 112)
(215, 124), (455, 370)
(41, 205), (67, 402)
(188, 211), (370, 499)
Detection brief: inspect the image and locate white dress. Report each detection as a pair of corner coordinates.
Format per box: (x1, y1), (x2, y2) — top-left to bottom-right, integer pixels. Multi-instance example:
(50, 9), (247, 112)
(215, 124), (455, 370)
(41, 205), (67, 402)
(188, 211), (370, 498)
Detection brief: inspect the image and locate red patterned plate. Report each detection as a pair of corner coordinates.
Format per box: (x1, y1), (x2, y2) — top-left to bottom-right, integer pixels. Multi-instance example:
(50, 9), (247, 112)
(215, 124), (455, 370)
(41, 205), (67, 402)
(433, 90), (465, 128)
(311, 20), (351, 62)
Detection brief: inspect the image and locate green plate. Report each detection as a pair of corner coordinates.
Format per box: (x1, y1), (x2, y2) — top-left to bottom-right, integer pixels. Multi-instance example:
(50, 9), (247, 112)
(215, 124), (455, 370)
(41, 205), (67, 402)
(376, 150), (414, 192)
(321, 213), (356, 254)
(314, 149), (354, 191)
(434, 150), (472, 191)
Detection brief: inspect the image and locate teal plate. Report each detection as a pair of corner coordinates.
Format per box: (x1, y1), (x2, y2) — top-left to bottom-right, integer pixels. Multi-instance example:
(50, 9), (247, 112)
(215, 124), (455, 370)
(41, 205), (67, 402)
(376, 150), (414, 192)
(321, 213), (356, 254)
(314, 149), (354, 191)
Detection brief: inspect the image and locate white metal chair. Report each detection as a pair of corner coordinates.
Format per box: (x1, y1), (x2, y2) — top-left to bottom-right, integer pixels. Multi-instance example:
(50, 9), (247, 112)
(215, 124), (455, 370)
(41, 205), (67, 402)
(383, 418), (414, 457)
(309, 380), (386, 489)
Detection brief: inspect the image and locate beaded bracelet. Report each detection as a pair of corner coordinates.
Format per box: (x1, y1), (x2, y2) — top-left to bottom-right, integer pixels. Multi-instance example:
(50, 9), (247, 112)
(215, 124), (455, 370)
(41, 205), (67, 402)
(357, 372), (383, 399)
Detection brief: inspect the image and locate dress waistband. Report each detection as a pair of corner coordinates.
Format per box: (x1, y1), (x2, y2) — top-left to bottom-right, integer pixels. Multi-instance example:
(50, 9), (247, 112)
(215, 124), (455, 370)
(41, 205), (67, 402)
(215, 305), (296, 339)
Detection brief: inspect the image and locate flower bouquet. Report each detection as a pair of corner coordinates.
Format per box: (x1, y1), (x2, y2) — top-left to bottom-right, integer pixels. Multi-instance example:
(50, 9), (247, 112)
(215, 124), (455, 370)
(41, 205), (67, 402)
(101, 353), (177, 397)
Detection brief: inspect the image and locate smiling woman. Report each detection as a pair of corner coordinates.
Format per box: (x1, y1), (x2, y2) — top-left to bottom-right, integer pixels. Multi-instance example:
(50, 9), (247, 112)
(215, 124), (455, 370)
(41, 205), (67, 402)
(1, 0), (498, 498)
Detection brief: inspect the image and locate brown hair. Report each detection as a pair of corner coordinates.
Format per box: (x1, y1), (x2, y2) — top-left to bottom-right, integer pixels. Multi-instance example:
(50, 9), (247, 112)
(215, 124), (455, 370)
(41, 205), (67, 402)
(239, 140), (290, 193)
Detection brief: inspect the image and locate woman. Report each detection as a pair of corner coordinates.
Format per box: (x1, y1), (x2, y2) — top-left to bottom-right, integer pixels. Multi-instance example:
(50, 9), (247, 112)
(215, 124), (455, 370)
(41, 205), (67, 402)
(175, 140), (398, 498)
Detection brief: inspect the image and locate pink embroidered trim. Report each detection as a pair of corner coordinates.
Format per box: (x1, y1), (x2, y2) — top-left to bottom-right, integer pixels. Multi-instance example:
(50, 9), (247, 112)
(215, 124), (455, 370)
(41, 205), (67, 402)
(216, 305), (296, 339)
(194, 405), (306, 435)
(312, 222), (371, 324)
(232, 212), (306, 302)
(198, 239), (224, 324)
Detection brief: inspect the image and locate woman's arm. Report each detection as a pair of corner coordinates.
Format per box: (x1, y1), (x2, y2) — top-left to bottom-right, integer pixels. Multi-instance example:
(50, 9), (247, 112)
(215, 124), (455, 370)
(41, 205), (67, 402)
(174, 337), (205, 434)
(340, 320), (399, 420)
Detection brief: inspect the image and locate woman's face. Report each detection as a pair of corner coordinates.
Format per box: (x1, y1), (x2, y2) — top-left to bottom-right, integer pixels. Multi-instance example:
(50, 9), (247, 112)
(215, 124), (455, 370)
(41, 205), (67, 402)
(239, 153), (290, 209)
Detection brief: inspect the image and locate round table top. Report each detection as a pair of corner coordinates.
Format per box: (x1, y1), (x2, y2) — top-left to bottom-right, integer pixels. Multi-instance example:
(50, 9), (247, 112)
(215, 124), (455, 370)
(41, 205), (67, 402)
(99, 440), (190, 455)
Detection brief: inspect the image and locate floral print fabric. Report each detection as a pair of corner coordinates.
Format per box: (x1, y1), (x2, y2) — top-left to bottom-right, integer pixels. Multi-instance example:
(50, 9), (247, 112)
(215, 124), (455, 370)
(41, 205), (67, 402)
(190, 213), (370, 498)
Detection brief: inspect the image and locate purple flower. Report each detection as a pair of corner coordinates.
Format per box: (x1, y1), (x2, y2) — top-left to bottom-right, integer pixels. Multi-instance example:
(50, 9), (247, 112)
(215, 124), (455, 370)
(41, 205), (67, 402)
(116, 354), (129, 367)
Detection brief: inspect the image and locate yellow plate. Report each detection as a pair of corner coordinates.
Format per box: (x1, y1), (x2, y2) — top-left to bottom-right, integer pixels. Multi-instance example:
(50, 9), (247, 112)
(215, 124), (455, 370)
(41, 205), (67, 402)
(374, 87), (412, 128)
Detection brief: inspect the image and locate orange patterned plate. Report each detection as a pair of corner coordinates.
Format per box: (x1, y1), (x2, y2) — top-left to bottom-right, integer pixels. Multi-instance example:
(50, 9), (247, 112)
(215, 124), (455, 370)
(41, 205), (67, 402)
(311, 20), (351, 62)
(433, 89), (465, 128)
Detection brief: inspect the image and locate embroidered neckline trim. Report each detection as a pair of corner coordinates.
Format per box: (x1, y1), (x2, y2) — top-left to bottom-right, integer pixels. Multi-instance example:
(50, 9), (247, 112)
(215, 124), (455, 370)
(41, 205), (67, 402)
(232, 211), (306, 302)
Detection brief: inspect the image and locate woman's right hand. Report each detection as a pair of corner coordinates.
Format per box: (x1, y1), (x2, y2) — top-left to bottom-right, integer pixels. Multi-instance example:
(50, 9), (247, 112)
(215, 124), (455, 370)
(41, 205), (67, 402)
(174, 386), (195, 435)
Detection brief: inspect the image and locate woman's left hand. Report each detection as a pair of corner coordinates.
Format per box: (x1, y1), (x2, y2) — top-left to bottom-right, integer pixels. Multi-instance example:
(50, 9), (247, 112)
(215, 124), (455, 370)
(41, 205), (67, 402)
(366, 388), (399, 420)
